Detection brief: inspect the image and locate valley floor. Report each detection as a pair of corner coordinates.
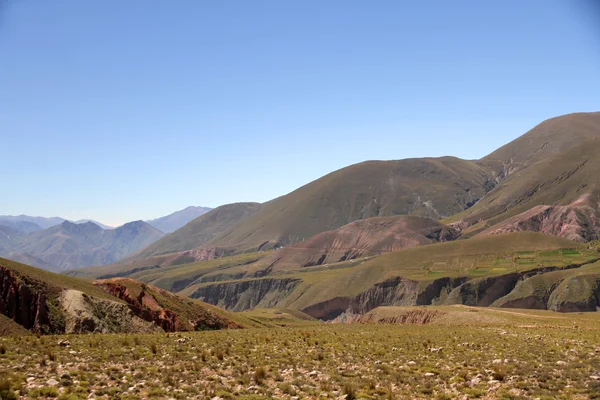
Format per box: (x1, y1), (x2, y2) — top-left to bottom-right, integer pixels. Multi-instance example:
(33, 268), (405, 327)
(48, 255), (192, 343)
(2, 307), (600, 399)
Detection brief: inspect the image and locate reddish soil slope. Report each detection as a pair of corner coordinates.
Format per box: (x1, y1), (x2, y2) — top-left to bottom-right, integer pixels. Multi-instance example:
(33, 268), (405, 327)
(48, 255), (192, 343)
(262, 215), (459, 271)
(478, 194), (600, 242)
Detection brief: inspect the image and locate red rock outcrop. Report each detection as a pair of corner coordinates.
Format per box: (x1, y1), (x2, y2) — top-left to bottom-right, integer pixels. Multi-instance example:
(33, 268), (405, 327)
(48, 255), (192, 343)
(94, 280), (183, 331)
(478, 195), (600, 242)
(0, 265), (51, 333)
(94, 278), (242, 331)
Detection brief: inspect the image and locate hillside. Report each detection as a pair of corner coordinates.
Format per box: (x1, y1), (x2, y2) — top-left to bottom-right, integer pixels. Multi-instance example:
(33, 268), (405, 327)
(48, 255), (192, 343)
(132, 202), (262, 259)
(0, 221), (165, 271)
(146, 205), (212, 233)
(256, 215), (459, 271)
(178, 232), (597, 317)
(199, 157), (496, 254)
(0, 257), (246, 335)
(116, 112), (600, 267)
(448, 112), (600, 236)
(476, 195), (600, 242)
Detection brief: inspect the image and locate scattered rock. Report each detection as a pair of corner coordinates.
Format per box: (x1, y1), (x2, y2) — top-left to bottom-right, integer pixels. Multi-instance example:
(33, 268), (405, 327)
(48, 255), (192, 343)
(46, 378), (59, 386)
(470, 377), (481, 386)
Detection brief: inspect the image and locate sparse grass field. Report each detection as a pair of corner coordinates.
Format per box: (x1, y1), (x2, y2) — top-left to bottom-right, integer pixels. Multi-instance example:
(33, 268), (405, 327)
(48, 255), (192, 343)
(2, 307), (600, 399)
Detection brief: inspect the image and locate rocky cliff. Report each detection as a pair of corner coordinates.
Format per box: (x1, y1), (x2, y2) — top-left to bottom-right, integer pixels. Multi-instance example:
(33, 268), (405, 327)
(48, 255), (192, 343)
(188, 278), (301, 312)
(0, 265), (52, 333)
(190, 258), (600, 320)
(302, 276), (467, 320)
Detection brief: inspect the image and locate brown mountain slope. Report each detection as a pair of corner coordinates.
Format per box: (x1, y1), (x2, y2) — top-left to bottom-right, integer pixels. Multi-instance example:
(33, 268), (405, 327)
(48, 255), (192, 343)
(132, 202), (262, 260)
(202, 157), (496, 253)
(258, 215), (459, 272)
(449, 112), (600, 235)
(484, 112), (600, 173)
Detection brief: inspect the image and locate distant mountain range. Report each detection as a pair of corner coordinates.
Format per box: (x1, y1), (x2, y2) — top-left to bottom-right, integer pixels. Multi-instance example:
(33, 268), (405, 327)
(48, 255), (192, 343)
(0, 206), (212, 271)
(0, 205), (213, 235)
(0, 220), (165, 272)
(0, 215), (112, 231)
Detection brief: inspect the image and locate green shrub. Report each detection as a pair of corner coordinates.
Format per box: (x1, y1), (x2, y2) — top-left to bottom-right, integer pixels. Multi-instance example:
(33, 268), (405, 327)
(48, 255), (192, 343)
(0, 380), (17, 400)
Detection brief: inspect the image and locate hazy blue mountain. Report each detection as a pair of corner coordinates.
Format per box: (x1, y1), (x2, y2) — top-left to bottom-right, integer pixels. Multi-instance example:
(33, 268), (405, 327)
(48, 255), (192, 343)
(0, 220), (165, 271)
(0, 215), (65, 229)
(146, 206), (212, 233)
(0, 219), (43, 233)
(0, 215), (114, 231)
(73, 219), (114, 229)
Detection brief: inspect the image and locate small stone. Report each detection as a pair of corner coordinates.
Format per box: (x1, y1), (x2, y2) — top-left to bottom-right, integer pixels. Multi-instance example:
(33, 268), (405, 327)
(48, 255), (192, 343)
(492, 359), (502, 364)
(308, 370), (318, 377)
(407, 361), (416, 366)
(591, 375), (600, 380)
(424, 372), (435, 377)
(26, 377), (35, 383)
(557, 361), (567, 366)
(470, 377), (481, 386)
(46, 379), (59, 386)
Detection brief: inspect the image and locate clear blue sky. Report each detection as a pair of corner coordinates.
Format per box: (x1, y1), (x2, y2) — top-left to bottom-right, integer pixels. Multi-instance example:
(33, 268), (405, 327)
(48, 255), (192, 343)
(1, 0), (599, 226)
